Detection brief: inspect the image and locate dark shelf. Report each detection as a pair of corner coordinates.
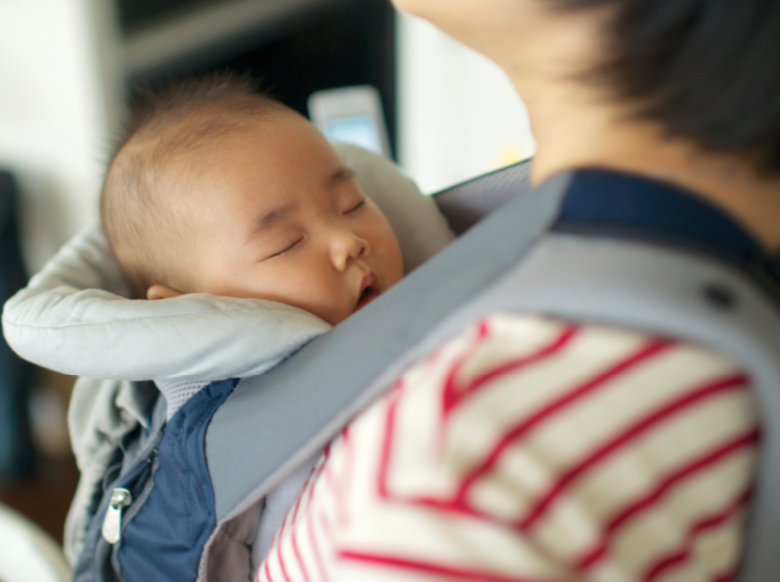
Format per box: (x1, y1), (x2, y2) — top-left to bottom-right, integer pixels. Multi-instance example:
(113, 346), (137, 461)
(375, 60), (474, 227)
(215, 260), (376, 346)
(128, 0), (397, 159)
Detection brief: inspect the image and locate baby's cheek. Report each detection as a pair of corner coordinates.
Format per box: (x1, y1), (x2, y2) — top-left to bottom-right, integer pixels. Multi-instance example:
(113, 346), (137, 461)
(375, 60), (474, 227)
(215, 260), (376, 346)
(370, 213), (402, 261)
(381, 233), (404, 284)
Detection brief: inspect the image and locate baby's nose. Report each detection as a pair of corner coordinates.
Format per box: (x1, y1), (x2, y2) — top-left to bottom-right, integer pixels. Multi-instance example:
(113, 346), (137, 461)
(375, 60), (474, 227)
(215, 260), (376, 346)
(331, 230), (369, 271)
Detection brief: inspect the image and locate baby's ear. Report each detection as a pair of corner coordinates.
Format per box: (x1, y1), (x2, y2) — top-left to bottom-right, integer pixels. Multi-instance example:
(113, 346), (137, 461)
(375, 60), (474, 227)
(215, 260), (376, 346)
(147, 285), (183, 300)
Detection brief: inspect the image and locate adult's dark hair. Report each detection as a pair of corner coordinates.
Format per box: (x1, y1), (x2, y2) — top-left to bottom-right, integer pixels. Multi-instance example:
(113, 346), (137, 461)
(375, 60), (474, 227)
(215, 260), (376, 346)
(555, 0), (780, 174)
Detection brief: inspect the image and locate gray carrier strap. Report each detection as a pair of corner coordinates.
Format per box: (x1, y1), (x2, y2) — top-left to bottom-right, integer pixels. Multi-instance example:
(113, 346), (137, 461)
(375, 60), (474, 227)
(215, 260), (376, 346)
(204, 174), (780, 581)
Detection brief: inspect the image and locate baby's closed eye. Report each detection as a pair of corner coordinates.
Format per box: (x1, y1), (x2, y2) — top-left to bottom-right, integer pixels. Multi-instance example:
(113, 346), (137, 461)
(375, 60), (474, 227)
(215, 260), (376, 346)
(268, 237), (304, 258)
(345, 199), (366, 214)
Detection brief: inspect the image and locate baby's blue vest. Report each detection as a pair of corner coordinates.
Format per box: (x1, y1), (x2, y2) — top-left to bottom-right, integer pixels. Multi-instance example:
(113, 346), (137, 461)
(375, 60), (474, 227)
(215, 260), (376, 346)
(74, 164), (780, 582)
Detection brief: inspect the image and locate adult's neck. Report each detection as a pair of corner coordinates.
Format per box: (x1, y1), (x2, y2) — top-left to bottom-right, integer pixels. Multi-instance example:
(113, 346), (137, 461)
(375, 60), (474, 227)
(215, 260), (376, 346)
(514, 74), (780, 254)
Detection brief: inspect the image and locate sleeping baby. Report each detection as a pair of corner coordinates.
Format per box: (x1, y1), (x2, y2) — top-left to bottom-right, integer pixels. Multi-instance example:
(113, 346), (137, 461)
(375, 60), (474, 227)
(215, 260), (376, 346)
(100, 73), (406, 564)
(104, 74), (404, 318)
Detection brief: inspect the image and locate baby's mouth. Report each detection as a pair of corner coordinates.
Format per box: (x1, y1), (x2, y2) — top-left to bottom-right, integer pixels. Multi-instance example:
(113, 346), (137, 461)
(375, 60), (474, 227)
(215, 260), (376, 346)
(355, 274), (380, 312)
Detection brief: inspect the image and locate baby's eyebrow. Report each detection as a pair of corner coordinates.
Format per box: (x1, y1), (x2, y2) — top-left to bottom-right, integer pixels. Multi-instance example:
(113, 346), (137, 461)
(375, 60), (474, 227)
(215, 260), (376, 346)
(327, 166), (355, 187)
(252, 204), (294, 235)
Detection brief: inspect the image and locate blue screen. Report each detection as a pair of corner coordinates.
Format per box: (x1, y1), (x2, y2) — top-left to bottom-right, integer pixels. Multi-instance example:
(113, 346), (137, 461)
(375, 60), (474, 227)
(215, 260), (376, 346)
(324, 114), (384, 155)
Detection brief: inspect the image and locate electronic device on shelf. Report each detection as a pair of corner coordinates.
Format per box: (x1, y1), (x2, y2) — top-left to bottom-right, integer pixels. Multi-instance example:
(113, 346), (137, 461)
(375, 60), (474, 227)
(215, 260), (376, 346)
(308, 85), (391, 158)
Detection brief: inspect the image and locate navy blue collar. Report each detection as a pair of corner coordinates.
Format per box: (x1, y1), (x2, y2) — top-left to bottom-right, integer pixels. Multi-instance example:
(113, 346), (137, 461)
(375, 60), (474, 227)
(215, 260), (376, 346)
(553, 169), (780, 288)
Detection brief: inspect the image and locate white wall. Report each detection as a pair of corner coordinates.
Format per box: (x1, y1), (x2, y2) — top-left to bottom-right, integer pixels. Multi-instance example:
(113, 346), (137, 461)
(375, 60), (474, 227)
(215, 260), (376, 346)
(396, 14), (535, 195)
(0, 0), (124, 273)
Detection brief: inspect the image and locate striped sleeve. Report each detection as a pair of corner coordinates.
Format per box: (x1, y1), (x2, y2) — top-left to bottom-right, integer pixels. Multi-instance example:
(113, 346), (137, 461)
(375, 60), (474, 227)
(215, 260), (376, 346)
(257, 313), (759, 582)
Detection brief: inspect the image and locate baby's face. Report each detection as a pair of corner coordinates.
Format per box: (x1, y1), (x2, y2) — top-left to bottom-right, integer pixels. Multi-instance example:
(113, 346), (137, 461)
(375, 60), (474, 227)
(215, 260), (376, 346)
(170, 111), (404, 326)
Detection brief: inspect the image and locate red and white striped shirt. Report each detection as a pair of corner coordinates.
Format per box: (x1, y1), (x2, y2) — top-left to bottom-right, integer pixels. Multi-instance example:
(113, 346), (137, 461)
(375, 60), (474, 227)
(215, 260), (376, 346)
(258, 313), (758, 582)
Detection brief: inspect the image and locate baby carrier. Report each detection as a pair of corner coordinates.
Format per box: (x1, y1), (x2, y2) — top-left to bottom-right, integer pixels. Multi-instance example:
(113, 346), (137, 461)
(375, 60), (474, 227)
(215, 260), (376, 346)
(7, 158), (780, 582)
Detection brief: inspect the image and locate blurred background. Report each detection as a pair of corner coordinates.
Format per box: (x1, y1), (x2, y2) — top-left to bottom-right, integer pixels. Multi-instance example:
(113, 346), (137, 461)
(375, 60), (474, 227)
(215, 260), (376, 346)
(0, 0), (533, 552)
